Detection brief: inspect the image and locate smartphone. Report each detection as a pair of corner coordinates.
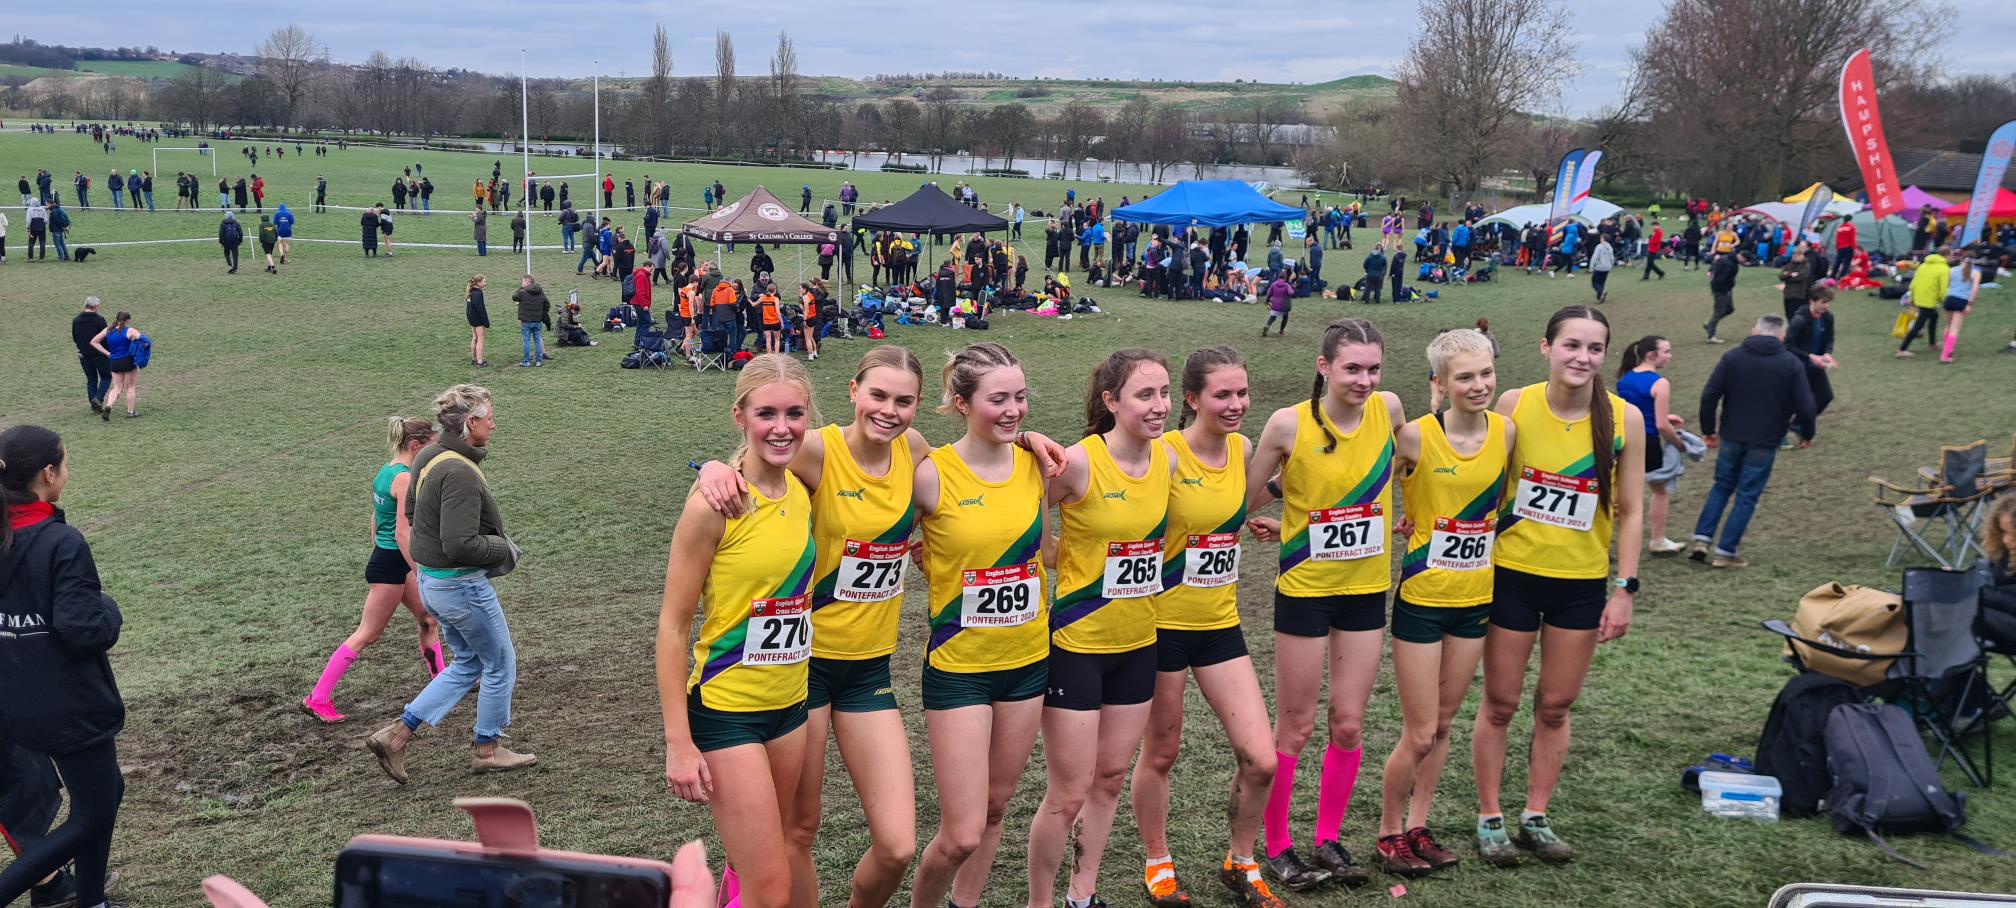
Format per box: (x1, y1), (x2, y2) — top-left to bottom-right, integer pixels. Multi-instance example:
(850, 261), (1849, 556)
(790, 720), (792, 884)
(335, 839), (670, 908)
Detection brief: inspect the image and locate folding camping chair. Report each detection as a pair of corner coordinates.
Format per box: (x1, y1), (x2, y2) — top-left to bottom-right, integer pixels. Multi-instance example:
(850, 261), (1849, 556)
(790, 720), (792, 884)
(1872, 440), (1995, 570)
(691, 319), (728, 373)
(1764, 567), (1997, 786)
(632, 324), (674, 373)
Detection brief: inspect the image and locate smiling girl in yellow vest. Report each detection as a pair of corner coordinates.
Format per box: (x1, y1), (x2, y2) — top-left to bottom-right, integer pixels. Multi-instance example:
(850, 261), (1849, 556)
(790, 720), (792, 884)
(656, 354), (819, 908)
(1246, 318), (1404, 890)
(1129, 346), (1288, 908)
(1372, 329), (1513, 878)
(1470, 305), (1644, 868)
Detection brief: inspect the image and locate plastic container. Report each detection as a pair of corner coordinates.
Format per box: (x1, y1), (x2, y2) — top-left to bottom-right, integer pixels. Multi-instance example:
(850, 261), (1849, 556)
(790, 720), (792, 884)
(1699, 770), (1781, 822)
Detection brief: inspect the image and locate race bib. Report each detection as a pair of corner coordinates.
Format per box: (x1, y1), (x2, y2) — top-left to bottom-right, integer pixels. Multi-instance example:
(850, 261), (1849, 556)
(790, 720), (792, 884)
(1308, 503), (1384, 561)
(743, 594), (811, 666)
(960, 562), (1042, 627)
(1427, 517), (1493, 571)
(835, 539), (908, 603)
(1514, 467), (1597, 531)
(1182, 532), (1241, 589)
(1101, 540), (1164, 599)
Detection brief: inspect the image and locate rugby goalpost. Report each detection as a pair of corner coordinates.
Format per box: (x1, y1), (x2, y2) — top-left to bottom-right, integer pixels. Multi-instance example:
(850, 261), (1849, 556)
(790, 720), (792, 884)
(519, 52), (603, 274)
(153, 146), (216, 178)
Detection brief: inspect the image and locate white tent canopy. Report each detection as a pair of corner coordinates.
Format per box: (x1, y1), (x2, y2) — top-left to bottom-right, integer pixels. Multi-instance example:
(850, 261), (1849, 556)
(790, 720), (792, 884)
(1477, 198), (1628, 230)
(1735, 199), (1863, 225)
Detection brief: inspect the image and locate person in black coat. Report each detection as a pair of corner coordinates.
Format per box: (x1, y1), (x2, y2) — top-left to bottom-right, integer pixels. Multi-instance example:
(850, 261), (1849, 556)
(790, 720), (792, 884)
(1979, 497), (2016, 657)
(232, 177), (249, 211)
(1784, 288), (1837, 442)
(0, 426), (126, 908)
(361, 207), (381, 256)
(1689, 315), (1815, 564)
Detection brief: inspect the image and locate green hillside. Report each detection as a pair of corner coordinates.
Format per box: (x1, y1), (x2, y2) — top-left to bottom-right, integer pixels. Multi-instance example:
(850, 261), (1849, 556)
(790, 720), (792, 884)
(76, 60), (218, 80)
(596, 73), (1399, 119)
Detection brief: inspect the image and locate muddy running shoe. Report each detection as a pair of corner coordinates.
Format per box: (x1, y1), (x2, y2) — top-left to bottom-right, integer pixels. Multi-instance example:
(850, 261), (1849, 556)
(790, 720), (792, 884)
(1142, 859), (1191, 908)
(1260, 848), (1332, 892)
(1218, 857), (1285, 908)
(1474, 816), (1520, 868)
(301, 696), (347, 724)
(1309, 841), (1370, 886)
(1687, 539), (1710, 562)
(1513, 815), (1576, 864)
(1372, 834), (1431, 878)
(1405, 827), (1460, 871)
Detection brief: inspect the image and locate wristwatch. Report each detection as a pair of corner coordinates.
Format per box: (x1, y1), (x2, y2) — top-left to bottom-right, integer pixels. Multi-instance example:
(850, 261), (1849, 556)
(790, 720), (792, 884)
(1613, 576), (1640, 594)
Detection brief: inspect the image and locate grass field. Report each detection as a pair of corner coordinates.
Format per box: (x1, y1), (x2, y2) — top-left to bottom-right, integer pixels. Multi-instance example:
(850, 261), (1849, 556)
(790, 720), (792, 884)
(2, 132), (2014, 908)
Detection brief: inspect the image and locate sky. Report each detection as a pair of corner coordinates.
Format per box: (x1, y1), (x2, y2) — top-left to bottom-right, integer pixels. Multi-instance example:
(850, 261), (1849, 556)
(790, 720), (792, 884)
(14, 1), (2016, 117)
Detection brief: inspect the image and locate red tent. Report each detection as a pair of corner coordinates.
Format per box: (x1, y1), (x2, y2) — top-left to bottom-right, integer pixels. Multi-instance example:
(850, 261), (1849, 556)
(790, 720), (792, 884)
(1941, 187), (2016, 218)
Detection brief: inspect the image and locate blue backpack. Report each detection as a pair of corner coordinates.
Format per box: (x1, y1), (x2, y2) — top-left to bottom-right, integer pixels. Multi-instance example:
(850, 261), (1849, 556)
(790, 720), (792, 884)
(131, 333), (153, 369)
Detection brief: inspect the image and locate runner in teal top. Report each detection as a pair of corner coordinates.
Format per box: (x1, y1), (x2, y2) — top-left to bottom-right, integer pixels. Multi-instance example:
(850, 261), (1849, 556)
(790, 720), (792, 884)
(372, 463), (411, 550)
(301, 417), (445, 724)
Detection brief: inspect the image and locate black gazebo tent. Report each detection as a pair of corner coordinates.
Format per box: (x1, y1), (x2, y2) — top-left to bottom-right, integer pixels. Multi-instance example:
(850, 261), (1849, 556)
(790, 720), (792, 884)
(851, 185), (1009, 236)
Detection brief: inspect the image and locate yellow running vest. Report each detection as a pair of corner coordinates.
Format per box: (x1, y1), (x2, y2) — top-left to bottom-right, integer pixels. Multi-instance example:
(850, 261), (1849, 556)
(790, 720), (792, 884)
(1054, 435), (1169, 654)
(1494, 382), (1626, 580)
(920, 445), (1049, 673)
(1398, 412), (1508, 607)
(689, 474), (817, 712)
(1276, 399), (1395, 597)
(808, 424), (915, 660)
(1154, 431), (1247, 631)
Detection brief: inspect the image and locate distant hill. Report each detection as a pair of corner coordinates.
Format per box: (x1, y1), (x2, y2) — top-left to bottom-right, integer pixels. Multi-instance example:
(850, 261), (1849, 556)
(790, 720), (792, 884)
(600, 73), (1398, 119)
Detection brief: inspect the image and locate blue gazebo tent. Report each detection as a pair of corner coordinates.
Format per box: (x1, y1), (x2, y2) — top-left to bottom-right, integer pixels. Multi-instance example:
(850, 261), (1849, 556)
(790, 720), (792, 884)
(1111, 180), (1306, 228)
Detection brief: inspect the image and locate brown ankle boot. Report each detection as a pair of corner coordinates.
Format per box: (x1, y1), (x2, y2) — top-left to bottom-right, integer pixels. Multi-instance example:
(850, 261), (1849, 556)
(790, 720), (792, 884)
(472, 744), (537, 773)
(366, 722), (412, 784)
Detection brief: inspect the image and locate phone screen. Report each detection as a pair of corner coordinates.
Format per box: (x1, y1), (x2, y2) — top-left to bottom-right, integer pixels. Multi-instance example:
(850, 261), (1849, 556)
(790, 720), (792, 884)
(335, 843), (669, 908)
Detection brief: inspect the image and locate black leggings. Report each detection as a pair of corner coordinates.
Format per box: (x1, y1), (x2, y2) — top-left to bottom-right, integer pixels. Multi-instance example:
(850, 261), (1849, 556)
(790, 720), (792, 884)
(0, 740), (123, 908)
(1898, 307), (1940, 351)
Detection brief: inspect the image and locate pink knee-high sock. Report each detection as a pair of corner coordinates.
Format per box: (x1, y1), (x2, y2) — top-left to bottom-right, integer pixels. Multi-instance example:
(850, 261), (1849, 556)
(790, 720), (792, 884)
(1941, 332), (1957, 360)
(718, 866), (741, 908)
(1313, 744), (1363, 845)
(1262, 751), (1299, 858)
(311, 645), (359, 703)
(423, 642), (446, 677)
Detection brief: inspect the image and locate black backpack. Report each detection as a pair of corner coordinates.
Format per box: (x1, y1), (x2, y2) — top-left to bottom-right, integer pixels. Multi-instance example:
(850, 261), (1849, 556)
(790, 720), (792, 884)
(1754, 672), (1863, 817)
(1823, 703), (2006, 866)
(622, 274), (637, 303)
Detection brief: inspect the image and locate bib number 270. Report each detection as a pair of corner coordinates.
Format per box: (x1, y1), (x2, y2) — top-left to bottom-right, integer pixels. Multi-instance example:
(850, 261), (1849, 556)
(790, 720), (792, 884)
(744, 594), (811, 665)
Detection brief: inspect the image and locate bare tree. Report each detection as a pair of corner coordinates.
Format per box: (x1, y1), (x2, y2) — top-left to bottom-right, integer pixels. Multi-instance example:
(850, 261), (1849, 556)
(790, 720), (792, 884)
(1053, 101), (1105, 179)
(157, 66), (227, 131)
(882, 98), (920, 163)
(1395, 0), (1577, 195)
(921, 87), (959, 170)
(1145, 103), (1192, 182)
(1504, 118), (1586, 201)
(990, 102), (1035, 172)
(768, 31), (799, 160)
(632, 23), (675, 155)
(256, 24), (327, 128)
(1631, 0), (1941, 199)
(1245, 96), (1301, 165)
(713, 31), (736, 155)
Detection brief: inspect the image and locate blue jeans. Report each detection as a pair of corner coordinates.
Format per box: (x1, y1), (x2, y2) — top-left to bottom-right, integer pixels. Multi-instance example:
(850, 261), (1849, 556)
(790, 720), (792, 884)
(401, 573), (517, 744)
(80, 353), (111, 406)
(1692, 441), (1778, 555)
(110, 191), (123, 209)
(76, 189), (88, 208)
(51, 232), (68, 260)
(577, 244), (597, 272)
(144, 191), (154, 211)
(520, 322), (544, 363)
(421, 197), (430, 211)
(476, 236), (487, 256)
(218, 192), (229, 209)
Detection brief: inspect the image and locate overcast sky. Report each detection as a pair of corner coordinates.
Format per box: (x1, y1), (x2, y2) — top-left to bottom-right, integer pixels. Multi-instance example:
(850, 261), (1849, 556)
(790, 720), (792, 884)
(15, 1), (2016, 117)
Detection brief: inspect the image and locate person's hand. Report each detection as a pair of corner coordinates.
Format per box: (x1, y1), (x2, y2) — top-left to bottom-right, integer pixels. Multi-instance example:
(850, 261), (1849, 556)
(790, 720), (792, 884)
(1819, 354), (1837, 370)
(1394, 517), (1415, 539)
(1704, 434), (1718, 449)
(1246, 517), (1280, 542)
(1598, 589), (1633, 643)
(667, 841), (716, 908)
(1666, 414), (1685, 428)
(694, 461), (749, 518)
(1022, 431), (1068, 478)
(666, 741), (712, 803)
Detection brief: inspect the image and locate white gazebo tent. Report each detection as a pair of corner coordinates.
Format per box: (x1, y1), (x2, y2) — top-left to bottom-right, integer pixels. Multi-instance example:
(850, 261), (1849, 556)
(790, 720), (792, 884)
(1476, 197), (1630, 231)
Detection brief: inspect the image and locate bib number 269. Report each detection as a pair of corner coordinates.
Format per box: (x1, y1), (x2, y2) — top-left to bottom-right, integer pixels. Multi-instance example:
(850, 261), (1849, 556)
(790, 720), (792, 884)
(961, 563), (1042, 627)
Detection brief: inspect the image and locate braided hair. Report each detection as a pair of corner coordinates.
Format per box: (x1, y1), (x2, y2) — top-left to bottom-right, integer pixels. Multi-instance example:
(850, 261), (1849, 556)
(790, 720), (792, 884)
(1309, 318), (1385, 453)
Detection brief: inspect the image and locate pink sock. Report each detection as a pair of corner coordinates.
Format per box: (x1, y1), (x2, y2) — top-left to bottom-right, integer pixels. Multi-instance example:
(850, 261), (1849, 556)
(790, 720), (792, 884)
(310, 645), (359, 704)
(1941, 333), (1957, 360)
(718, 866), (741, 908)
(1313, 744), (1362, 845)
(1262, 751), (1298, 858)
(424, 642), (446, 677)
